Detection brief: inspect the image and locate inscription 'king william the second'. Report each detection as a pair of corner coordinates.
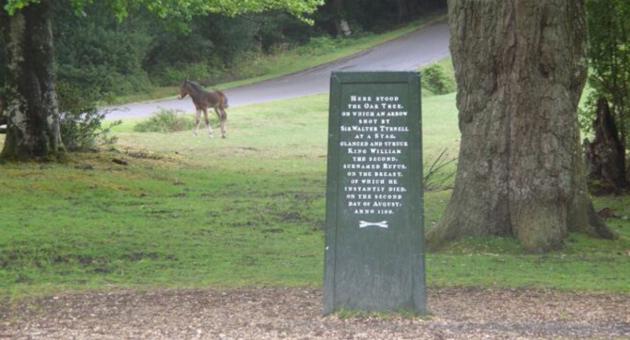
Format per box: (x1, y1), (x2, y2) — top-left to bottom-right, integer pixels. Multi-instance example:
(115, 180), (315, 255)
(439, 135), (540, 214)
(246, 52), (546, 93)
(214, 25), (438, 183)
(324, 72), (426, 314)
(324, 71), (425, 315)
(340, 95), (410, 226)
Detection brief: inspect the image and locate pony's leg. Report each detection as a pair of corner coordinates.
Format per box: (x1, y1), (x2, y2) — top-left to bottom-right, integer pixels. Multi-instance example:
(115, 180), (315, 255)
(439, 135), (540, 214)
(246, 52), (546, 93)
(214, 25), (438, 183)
(194, 110), (201, 136)
(220, 109), (227, 138)
(215, 107), (226, 138)
(203, 109), (213, 137)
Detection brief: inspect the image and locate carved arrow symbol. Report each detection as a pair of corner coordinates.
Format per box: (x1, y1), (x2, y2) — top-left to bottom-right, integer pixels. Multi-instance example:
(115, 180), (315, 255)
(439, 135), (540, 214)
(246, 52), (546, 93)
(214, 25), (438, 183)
(359, 220), (389, 229)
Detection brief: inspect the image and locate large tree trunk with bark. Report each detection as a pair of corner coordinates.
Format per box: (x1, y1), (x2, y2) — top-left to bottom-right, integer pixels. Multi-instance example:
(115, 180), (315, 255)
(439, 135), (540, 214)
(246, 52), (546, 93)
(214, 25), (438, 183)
(0, 0), (64, 161)
(427, 0), (616, 252)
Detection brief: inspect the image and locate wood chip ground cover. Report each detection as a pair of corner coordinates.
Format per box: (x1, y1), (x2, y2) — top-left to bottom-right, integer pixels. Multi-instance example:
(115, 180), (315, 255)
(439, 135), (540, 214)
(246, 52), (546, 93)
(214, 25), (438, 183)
(1, 287), (628, 339)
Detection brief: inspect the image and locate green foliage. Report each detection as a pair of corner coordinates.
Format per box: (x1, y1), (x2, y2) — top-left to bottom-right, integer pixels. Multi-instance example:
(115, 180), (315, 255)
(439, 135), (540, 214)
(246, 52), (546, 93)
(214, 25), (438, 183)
(143, 14), (259, 86)
(302, 35), (339, 52)
(258, 12), (314, 52)
(133, 110), (194, 133)
(48, 3), (140, 150)
(204, 14), (266, 64)
(144, 12), (314, 86)
(151, 63), (223, 87)
(584, 0), (630, 148)
(59, 109), (119, 152)
(4, 0), (324, 19)
(578, 90), (597, 136)
(315, 0), (445, 35)
(421, 61), (455, 96)
(54, 4), (154, 100)
(57, 81), (120, 151)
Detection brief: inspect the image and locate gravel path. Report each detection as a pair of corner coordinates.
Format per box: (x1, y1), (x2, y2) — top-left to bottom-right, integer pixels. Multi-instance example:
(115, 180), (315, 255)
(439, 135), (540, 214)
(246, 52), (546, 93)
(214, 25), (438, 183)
(1, 287), (628, 339)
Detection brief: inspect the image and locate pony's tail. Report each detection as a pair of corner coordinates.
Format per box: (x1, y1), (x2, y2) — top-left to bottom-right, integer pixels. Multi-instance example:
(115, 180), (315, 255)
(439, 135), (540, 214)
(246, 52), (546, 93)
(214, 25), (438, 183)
(216, 90), (228, 122)
(217, 90), (229, 109)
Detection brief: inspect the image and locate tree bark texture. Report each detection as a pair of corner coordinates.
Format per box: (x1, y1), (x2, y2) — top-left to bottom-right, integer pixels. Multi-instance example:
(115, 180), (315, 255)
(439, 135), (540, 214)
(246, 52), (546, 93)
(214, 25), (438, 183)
(428, 0), (615, 252)
(0, 0), (63, 160)
(586, 98), (627, 192)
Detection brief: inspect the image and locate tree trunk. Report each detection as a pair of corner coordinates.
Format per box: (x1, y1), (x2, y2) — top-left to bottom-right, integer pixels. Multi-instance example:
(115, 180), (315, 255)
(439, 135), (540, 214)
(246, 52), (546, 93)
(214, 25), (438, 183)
(0, 0), (64, 161)
(585, 98), (627, 192)
(331, 0), (351, 37)
(427, 0), (616, 252)
(395, 0), (409, 23)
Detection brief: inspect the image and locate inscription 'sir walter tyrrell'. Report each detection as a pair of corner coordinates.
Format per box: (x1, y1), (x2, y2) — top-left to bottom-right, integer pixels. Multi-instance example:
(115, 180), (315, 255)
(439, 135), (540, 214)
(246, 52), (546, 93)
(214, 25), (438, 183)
(341, 94), (409, 222)
(324, 72), (426, 315)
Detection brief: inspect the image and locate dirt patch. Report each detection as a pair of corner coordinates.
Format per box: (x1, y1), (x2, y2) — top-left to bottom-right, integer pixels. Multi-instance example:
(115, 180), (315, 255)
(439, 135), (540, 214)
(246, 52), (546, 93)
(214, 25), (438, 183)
(1, 287), (628, 339)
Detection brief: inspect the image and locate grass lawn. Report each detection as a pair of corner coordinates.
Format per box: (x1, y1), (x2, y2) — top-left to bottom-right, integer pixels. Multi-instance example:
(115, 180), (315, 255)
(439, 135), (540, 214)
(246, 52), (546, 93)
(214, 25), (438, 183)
(1, 91), (629, 300)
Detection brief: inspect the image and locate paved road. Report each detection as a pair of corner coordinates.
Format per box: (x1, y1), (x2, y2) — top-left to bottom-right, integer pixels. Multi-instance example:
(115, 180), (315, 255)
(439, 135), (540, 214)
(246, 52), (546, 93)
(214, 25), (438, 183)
(106, 21), (449, 120)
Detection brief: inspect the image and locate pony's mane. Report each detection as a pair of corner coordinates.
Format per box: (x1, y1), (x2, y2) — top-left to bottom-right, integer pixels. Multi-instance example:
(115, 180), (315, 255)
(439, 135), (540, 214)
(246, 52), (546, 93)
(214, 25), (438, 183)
(185, 80), (205, 93)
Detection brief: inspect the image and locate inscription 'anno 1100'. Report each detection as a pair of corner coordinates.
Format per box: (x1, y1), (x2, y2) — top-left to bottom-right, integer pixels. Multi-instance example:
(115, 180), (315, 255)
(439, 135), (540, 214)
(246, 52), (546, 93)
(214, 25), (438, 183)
(340, 94), (410, 226)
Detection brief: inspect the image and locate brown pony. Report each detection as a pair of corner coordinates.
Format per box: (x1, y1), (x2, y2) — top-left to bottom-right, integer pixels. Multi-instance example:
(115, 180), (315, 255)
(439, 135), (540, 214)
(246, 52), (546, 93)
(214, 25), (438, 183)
(179, 80), (228, 138)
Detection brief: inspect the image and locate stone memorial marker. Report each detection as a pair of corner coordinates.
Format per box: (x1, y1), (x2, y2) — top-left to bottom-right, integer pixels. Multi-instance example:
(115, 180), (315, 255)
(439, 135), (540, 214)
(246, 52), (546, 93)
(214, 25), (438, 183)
(324, 71), (426, 314)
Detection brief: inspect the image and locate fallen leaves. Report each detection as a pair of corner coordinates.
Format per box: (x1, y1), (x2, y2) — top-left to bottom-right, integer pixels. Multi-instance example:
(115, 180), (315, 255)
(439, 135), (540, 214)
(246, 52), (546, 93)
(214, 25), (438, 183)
(1, 287), (628, 339)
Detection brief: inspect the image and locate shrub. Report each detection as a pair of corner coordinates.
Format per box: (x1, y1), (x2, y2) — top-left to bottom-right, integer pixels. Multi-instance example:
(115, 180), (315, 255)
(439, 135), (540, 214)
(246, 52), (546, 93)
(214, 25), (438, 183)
(54, 4), (153, 100)
(134, 110), (195, 133)
(59, 110), (120, 151)
(57, 81), (120, 151)
(422, 63), (456, 95)
(149, 62), (226, 87)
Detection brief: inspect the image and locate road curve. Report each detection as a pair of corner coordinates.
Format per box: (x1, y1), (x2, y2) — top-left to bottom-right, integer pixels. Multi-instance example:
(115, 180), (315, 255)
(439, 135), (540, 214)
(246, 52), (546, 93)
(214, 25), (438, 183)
(106, 21), (449, 120)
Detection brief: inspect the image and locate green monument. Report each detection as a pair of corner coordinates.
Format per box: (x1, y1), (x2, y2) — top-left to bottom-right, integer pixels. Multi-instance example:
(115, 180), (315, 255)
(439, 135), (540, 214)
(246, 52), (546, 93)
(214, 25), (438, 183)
(324, 71), (426, 314)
